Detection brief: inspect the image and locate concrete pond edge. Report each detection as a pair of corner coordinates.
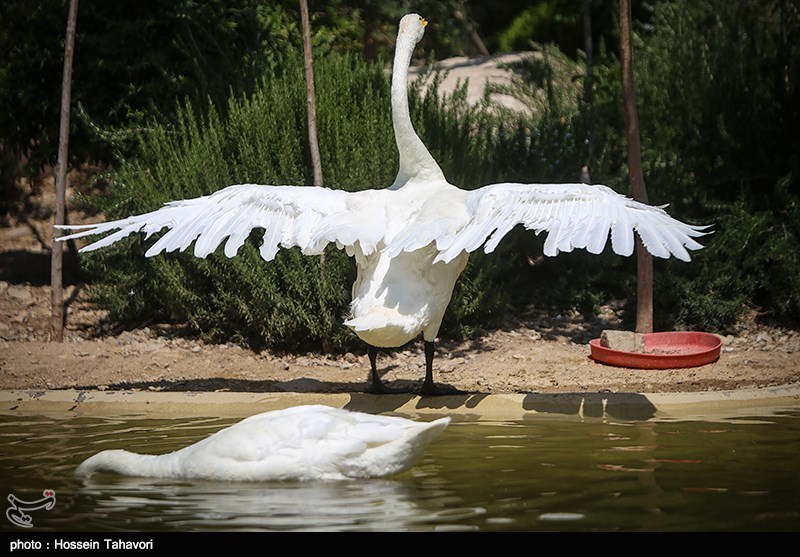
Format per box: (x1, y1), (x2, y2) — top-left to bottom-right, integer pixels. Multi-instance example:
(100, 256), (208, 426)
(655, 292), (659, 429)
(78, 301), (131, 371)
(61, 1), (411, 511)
(2, 383), (799, 422)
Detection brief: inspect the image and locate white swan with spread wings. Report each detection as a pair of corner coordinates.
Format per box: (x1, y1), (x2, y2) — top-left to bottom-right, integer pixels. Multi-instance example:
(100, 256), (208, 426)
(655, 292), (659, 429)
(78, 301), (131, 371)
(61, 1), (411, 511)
(58, 14), (708, 395)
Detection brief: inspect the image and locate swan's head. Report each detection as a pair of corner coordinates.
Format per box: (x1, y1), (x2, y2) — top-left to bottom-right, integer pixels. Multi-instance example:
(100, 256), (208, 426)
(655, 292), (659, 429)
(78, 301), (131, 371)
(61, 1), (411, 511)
(399, 13), (427, 46)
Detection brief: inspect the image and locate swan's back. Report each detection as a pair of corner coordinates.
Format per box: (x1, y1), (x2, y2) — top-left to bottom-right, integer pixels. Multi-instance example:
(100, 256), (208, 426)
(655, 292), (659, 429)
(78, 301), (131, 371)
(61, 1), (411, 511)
(75, 405), (450, 482)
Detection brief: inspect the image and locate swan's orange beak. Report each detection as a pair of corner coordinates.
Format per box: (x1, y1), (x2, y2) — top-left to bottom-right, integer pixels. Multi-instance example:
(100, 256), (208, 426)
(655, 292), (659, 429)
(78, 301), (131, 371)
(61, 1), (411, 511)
(421, 18), (428, 27)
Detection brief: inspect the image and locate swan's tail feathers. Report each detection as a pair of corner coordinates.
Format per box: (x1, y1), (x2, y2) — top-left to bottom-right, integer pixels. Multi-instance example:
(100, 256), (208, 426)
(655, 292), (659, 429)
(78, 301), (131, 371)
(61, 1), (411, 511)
(384, 416), (450, 476)
(414, 417), (450, 444)
(343, 313), (419, 348)
(343, 313), (386, 332)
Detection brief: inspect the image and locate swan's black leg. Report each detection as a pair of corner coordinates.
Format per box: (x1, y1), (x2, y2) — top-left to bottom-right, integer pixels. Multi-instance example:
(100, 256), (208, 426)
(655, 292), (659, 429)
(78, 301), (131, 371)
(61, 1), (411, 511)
(419, 341), (437, 395)
(366, 345), (403, 394)
(368, 345), (381, 389)
(419, 340), (462, 396)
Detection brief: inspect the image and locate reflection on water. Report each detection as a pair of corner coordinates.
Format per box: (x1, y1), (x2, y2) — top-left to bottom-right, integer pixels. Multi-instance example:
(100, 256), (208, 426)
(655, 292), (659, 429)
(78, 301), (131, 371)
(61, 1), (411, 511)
(1, 407), (799, 532)
(79, 477), (478, 532)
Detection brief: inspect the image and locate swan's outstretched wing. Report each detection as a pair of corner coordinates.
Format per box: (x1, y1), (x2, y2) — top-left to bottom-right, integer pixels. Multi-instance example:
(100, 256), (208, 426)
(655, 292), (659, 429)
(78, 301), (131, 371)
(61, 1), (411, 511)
(56, 184), (387, 261)
(395, 182), (710, 264)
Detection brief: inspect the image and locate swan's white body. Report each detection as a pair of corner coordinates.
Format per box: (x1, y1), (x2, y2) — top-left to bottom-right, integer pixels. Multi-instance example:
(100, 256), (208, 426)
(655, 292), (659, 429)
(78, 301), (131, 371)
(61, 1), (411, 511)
(75, 405), (450, 481)
(57, 14), (708, 393)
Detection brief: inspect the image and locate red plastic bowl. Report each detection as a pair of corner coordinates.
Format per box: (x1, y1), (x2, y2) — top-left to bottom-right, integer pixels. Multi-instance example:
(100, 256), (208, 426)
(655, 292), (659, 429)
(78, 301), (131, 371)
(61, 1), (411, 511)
(589, 331), (722, 369)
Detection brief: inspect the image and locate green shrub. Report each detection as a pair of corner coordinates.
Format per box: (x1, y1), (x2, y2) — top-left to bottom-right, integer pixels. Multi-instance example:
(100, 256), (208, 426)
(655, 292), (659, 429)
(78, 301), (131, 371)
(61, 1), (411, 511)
(81, 0), (800, 350)
(588, 0), (800, 331)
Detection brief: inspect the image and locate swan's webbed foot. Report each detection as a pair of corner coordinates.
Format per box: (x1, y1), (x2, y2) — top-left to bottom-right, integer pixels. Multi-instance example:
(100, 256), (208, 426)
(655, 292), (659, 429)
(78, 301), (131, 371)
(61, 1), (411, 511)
(417, 340), (464, 396)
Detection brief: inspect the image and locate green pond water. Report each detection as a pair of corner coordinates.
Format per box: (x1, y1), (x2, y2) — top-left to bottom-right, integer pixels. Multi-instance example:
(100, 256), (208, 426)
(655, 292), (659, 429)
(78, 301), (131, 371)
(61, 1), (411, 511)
(1, 406), (799, 532)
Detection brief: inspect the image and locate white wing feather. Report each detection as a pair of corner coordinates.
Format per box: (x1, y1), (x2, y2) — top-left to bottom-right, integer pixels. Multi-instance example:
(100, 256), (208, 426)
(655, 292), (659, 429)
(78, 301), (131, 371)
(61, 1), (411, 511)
(396, 182), (709, 264)
(57, 182), (708, 265)
(56, 184), (387, 261)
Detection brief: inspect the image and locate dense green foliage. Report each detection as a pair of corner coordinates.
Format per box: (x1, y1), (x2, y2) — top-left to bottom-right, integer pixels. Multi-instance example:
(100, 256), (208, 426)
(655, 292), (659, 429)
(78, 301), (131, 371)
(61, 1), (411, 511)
(0, 0), (490, 178)
(588, 0), (800, 328)
(4, 0), (799, 351)
(0, 0), (486, 214)
(1, 0), (286, 173)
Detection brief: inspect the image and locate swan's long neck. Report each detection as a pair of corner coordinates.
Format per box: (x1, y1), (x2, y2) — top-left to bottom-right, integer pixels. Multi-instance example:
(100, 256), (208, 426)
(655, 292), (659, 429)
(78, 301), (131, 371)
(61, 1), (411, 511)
(75, 450), (181, 478)
(391, 33), (445, 188)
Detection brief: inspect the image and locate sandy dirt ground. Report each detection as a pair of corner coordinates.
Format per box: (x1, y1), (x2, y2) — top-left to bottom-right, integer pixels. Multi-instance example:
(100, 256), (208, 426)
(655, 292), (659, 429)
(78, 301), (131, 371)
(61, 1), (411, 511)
(2, 176), (799, 397)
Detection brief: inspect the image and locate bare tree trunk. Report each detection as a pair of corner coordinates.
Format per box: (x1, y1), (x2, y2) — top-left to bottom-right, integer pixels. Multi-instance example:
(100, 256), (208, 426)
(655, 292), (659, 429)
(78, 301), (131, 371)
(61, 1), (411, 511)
(619, 0), (653, 333)
(581, 0), (593, 183)
(300, 0), (323, 187)
(51, 0), (79, 342)
(299, 0), (332, 352)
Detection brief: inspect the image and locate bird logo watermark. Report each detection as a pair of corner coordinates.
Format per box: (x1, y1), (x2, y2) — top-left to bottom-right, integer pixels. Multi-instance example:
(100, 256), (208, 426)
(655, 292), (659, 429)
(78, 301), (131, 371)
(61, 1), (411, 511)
(6, 490), (56, 528)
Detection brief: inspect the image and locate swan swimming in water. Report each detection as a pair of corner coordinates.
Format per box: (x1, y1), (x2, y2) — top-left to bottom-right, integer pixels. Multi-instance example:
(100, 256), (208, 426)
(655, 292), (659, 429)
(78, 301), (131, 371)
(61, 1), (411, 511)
(75, 405), (451, 481)
(57, 14), (708, 395)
